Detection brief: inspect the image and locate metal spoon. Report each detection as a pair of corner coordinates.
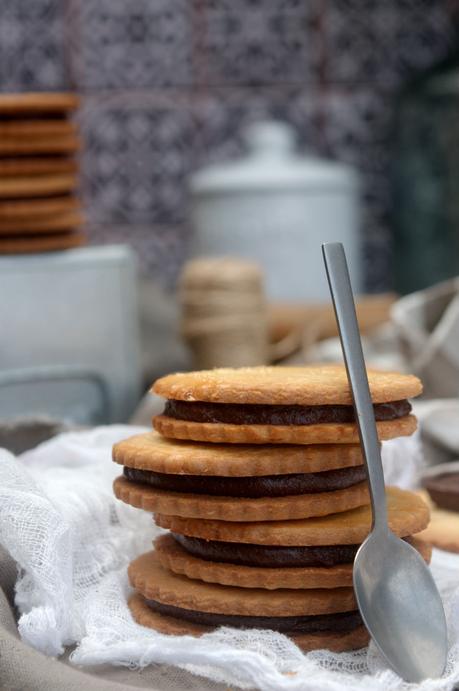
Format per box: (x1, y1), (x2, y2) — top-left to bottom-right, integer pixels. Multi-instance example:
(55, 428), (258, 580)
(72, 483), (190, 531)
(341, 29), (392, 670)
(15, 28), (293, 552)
(322, 242), (447, 683)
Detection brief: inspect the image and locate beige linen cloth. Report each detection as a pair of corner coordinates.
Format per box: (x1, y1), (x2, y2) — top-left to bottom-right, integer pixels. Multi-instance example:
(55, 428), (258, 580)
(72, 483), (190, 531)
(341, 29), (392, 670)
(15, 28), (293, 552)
(0, 544), (224, 691)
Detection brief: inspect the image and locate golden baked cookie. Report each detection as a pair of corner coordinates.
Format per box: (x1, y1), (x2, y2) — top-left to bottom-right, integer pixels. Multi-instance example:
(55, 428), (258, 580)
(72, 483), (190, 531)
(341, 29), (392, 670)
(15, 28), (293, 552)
(153, 414), (417, 445)
(0, 174), (78, 198)
(0, 210), (84, 235)
(153, 533), (431, 590)
(113, 475), (369, 522)
(128, 551), (356, 616)
(112, 431), (364, 476)
(152, 365), (420, 444)
(0, 195), (79, 220)
(0, 134), (80, 155)
(152, 365), (422, 405)
(0, 231), (86, 254)
(0, 157), (78, 178)
(416, 490), (459, 554)
(0, 92), (79, 114)
(128, 592), (370, 653)
(155, 487), (430, 545)
(0, 120), (77, 139)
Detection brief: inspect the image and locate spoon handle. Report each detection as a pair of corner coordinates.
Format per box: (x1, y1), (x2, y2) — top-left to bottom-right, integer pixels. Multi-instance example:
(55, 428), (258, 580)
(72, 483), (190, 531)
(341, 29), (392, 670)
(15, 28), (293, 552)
(322, 242), (388, 531)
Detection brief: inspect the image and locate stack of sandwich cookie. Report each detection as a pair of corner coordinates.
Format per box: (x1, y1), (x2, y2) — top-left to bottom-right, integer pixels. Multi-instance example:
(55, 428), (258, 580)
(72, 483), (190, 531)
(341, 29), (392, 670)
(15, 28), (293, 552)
(0, 92), (85, 254)
(113, 365), (429, 652)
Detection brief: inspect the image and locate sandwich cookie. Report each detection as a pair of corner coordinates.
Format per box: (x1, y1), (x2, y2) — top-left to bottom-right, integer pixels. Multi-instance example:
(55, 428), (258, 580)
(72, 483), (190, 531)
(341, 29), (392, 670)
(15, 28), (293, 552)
(0, 157), (78, 177)
(113, 430), (371, 520)
(417, 490), (459, 554)
(155, 486), (430, 545)
(0, 195), (79, 220)
(0, 134), (80, 155)
(113, 475), (369, 522)
(0, 210), (84, 235)
(113, 431), (365, 476)
(0, 92), (79, 115)
(129, 592), (370, 652)
(0, 120), (76, 138)
(152, 365), (421, 444)
(154, 532), (431, 590)
(128, 552), (367, 652)
(0, 174), (78, 198)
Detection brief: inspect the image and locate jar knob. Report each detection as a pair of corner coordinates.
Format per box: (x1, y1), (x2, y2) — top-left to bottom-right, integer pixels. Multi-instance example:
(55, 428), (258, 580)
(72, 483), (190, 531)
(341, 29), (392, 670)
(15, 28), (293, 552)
(243, 121), (296, 157)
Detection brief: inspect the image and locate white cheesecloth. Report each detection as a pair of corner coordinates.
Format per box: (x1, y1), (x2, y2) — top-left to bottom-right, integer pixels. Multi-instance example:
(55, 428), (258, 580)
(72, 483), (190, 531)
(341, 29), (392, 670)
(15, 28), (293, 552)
(1, 425), (459, 691)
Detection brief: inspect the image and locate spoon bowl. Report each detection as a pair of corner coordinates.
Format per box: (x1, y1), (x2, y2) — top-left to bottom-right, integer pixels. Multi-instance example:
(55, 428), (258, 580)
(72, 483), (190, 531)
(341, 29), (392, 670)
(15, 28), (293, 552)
(354, 529), (447, 682)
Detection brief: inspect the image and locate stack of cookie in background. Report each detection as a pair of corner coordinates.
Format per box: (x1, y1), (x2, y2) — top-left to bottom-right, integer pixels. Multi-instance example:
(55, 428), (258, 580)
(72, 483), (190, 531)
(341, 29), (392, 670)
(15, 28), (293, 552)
(113, 365), (431, 652)
(0, 92), (86, 255)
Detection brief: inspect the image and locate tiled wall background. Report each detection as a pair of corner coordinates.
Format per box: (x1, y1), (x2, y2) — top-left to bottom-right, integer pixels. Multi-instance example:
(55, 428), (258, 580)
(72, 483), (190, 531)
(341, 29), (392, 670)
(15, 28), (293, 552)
(0, 0), (457, 291)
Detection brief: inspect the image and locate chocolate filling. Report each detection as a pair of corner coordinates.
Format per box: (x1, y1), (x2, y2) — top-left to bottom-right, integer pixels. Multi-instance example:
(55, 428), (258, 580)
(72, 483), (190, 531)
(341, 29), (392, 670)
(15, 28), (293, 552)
(173, 534), (359, 567)
(145, 599), (362, 633)
(123, 464), (367, 498)
(423, 473), (459, 513)
(163, 399), (411, 426)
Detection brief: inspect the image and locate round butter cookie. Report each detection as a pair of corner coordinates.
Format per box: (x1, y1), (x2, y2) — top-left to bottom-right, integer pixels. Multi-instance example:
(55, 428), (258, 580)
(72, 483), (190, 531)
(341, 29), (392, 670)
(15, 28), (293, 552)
(0, 120), (77, 139)
(153, 414), (417, 445)
(416, 490), (459, 554)
(129, 592), (370, 653)
(113, 431), (364, 476)
(0, 134), (80, 155)
(0, 195), (79, 220)
(152, 365), (422, 405)
(155, 487), (430, 545)
(0, 92), (79, 114)
(114, 475), (369, 522)
(128, 551), (356, 616)
(0, 174), (78, 198)
(153, 533), (431, 590)
(0, 157), (78, 178)
(0, 210), (83, 235)
(152, 365), (420, 444)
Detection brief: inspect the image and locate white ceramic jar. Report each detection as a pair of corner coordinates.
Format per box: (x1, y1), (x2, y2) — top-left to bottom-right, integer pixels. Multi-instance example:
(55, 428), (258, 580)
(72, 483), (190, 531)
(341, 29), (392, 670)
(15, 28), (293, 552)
(190, 121), (361, 301)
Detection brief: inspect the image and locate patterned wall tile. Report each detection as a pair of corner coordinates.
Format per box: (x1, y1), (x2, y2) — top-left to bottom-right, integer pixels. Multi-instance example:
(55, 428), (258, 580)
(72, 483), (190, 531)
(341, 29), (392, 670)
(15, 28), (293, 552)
(322, 89), (392, 169)
(71, 0), (194, 89)
(78, 94), (197, 226)
(0, 0), (454, 292)
(194, 87), (323, 168)
(198, 0), (323, 86)
(0, 0), (69, 91)
(321, 89), (395, 291)
(87, 223), (188, 287)
(324, 0), (453, 87)
(360, 219), (394, 292)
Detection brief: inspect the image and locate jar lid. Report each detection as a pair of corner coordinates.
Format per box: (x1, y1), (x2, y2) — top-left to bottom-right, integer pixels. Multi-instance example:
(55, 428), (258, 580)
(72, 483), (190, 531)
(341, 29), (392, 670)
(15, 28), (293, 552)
(191, 121), (358, 194)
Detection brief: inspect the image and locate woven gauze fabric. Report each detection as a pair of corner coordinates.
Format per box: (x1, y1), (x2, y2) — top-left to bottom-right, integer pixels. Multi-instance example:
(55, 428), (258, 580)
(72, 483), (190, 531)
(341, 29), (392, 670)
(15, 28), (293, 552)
(1, 426), (459, 691)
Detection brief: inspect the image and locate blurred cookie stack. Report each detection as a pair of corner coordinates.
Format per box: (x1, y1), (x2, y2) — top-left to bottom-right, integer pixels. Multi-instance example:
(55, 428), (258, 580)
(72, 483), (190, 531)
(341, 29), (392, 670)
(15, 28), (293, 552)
(0, 92), (85, 254)
(113, 365), (430, 652)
